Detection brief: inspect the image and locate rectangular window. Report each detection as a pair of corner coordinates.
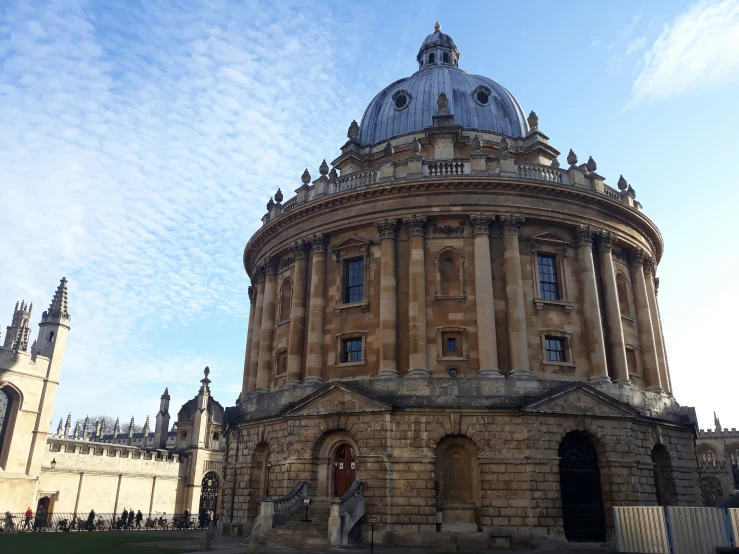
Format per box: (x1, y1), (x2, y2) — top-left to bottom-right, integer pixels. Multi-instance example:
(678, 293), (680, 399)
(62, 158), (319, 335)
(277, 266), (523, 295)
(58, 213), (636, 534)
(447, 338), (456, 353)
(275, 351), (288, 376)
(537, 254), (559, 300)
(341, 338), (363, 363)
(344, 258), (364, 304)
(545, 337), (566, 362)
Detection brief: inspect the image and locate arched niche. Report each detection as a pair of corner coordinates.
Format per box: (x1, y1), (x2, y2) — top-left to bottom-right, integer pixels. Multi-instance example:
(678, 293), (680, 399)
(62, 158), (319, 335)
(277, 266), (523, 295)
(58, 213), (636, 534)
(616, 272), (632, 317)
(278, 278), (293, 323)
(651, 444), (678, 506)
(434, 247), (465, 298)
(435, 435), (480, 532)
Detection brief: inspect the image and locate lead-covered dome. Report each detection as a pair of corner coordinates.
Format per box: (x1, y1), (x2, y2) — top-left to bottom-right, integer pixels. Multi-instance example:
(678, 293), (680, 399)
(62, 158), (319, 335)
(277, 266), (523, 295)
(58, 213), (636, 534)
(358, 24), (528, 147)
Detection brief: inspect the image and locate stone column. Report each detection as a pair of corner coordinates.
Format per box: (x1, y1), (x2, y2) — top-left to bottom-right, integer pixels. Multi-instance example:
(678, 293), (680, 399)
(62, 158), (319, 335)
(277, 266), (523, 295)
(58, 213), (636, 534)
(500, 214), (532, 378)
(575, 226), (610, 382)
(403, 215), (430, 377)
(653, 277), (673, 393)
(469, 213), (502, 378)
(375, 218), (399, 378)
(246, 268), (265, 393)
(597, 231), (630, 384)
(286, 239), (308, 386)
(241, 283), (258, 397)
(255, 256), (278, 392)
(645, 261), (670, 394)
(304, 234), (328, 385)
(630, 248), (663, 392)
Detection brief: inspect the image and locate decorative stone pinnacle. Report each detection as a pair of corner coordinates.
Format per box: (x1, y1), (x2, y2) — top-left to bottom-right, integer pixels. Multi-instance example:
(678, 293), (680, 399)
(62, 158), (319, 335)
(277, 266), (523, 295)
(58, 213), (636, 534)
(437, 92), (449, 113)
(469, 213), (494, 235)
(471, 135), (482, 152)
(382, 142), (394, 159)
(410, 137), (421, 156)
(162, 387), (169, 398)
(567, 149), (578, 167)
(328, 167), (338, 180)
(347, 120), (359, 139)
(627, 184), (636, 197)
(301, 168), (311, 184)
(499, 214), (526, 235)
(499, 137), (509, 155)
(586, 156), (597, 172)
(402, 215), (427, 236)
(43, 277), (70, 321)
(266, 197), (275, 211)
(617, 175), (628, 191)
(274, 188), (283, 203)
(374, 218), (398, 240)
(527, 110), (538, 130)
(434, 21), (441, 31)
(200, 366), (211, 392)
(319, 159), (329, 176)
(551, 158), (560, 169)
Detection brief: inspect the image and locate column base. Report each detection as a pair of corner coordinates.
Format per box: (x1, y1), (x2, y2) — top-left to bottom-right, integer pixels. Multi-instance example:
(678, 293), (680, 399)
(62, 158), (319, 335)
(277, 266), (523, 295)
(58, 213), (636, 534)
(613, 378), (632, 386)
(478, 367), (504, 379)
(375, 368), (400, 379)
(284, 379), (302, 388)
(253, 387), (269, 394)
(646, 385), (665, 393)
(588, 375), (612, 384)
(406, 367), (430, 378)
(508, 368), (535, 380)
(302, 376), (324, 386)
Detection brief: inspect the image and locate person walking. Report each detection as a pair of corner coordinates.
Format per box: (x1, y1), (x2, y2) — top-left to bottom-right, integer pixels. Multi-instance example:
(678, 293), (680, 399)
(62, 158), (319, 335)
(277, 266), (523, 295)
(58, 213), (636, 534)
(120, 507), (128, 529)
(23, 507), (33, 530)
(135, 510), (143, 529)
(86, 509), (95, 532)
(34, 504), (47, 532)
(127, 509), (135, 529)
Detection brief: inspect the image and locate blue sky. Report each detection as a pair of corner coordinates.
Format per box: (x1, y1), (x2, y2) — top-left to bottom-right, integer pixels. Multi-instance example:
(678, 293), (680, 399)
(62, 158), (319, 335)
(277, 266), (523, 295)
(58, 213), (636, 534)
(1, 0), (738, 431)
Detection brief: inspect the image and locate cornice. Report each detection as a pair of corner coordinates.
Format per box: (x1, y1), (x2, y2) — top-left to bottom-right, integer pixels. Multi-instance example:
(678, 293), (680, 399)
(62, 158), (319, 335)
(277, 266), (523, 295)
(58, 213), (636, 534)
(243, 178), (663, 276)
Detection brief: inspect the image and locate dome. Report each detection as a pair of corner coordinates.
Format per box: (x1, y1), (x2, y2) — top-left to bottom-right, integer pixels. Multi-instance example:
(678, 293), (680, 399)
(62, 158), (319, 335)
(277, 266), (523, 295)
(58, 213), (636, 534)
(177, 396), (225, 427)
(357, 24), (528, 147)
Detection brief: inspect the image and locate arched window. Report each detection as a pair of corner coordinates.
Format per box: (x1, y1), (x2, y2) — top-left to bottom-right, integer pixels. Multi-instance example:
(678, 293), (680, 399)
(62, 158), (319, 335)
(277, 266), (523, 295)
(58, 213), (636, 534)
(442, 52), (450, 64)
(438, 249), (462, 296)
(651, 444), (678, 506)
(617, 273), (631, 316)
(697, 444), (718, 466)
(700, 476), (723, 506)
(0, 386), (20, 468)
(278, 279), (292, 322)
(428, 53), (435, 64)
(729, 444), (739, 467)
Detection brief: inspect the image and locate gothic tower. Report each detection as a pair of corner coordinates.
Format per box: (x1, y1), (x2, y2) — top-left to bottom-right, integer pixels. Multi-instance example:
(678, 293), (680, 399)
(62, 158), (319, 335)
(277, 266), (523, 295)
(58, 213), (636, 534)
(3, 301), (33, 351)
(154, 387), (171, 449)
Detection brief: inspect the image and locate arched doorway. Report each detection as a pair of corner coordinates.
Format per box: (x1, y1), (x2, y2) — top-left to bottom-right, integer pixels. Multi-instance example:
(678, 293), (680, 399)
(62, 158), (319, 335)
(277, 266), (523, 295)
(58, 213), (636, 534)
(198, 472), (219, 518)
(651, 444), (678, 506)
(435, 435), (480, 532)
(558, 432), (606, 542)
(333, 444), (356, 496)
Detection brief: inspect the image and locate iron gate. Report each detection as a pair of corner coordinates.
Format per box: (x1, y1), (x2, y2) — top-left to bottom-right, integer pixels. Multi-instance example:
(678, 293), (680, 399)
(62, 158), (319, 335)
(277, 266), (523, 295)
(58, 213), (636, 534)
(559, 432), (606, 542)
(199, 471), (219, 516)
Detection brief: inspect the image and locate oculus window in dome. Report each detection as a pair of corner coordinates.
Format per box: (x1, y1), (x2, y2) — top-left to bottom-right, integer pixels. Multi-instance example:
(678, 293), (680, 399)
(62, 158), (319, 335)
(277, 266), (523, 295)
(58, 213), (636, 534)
(357, 23), (528, 147)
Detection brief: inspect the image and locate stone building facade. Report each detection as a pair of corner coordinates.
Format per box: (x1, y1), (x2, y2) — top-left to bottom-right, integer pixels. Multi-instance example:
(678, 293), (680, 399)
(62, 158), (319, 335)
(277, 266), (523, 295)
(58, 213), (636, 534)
(0, 279), (226, 518)
(222, 25), (701, 548)
(695, 414), (739, 506)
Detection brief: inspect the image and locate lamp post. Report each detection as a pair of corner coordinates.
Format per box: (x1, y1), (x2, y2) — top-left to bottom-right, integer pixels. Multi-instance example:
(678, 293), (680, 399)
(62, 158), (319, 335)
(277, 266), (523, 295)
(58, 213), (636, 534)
(265, 462), (272, 497)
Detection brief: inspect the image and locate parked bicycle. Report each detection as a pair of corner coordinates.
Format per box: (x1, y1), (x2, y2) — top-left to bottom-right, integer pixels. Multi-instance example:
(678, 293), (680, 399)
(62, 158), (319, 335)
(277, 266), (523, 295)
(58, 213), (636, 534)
(1, 513), (16, 533)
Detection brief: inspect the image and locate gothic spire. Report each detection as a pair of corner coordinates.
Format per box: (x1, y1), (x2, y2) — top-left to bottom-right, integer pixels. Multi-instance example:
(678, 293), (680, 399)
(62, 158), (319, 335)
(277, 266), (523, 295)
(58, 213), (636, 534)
(56, 418), (63, 436)
(714, 412), (722, 432)
(42, 277), (70, 322)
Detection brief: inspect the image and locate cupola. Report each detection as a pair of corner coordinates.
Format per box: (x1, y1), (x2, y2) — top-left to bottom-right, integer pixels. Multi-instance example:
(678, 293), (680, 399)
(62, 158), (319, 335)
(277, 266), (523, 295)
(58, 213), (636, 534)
(416, 22), (460, 70)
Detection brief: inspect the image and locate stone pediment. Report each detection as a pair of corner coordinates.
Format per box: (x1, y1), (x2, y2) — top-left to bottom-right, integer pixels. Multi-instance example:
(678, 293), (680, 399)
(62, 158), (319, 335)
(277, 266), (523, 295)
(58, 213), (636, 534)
(525, 228), (571, 247)
(331, 236), (372, 259)
(523, 383), (639, 418)
(285, 384), (390, 417)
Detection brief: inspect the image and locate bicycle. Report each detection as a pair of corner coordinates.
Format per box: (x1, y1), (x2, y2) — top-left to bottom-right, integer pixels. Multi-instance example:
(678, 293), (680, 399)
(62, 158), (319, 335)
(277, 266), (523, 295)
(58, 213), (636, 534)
(0, 518), (17, 533)
(18, 518), (33, 533)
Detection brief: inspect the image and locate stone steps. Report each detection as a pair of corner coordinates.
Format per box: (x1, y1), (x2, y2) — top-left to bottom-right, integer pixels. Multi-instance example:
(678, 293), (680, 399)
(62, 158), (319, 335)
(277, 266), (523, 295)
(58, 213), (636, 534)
(260, 503), (331, 548)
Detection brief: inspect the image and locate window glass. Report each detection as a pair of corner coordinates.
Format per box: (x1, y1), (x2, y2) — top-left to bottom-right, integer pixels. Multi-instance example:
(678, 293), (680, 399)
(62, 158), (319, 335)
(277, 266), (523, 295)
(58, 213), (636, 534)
(345, 259), (364, 303)
(342, 338), (363, 363)
(428, 53), (435, 64)
(545, 337), (566, 362)
(0, 389), (11, 453)
(442, 52), (450, 63)
(447, 338), (456, 353)
(538, 254), (559, 300)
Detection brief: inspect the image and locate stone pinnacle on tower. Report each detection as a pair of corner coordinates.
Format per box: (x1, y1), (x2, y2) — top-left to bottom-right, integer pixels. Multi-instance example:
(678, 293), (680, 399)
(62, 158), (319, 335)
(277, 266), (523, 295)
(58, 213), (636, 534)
(56, 418), (63, 436)
(64, 412), (72, 437)
(42, 277), (71, 323)
(714, 412), (722, 432)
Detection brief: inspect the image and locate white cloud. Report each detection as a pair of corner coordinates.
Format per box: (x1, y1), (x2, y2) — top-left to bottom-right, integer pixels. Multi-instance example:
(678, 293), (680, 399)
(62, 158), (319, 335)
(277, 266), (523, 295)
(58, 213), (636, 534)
(631, 0), (739, 104)
(625, 36), (646, 56)
(622, 13), (643, 37)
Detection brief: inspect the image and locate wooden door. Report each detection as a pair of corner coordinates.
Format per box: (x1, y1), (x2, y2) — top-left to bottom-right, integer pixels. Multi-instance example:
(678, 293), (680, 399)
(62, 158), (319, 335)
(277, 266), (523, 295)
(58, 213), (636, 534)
(333, 444), (356, 496)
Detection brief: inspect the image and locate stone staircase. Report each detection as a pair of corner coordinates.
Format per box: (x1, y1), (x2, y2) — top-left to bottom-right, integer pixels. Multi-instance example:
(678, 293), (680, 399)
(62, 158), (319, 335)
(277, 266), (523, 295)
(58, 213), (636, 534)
(260, 500), (331, 548)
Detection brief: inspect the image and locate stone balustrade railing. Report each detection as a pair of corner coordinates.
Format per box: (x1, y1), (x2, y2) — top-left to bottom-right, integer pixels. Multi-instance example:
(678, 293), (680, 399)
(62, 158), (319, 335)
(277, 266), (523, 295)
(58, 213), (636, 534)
(272, 480), (308, 525)
(329, 480), (365, 547)
(262, 160), (638, 225)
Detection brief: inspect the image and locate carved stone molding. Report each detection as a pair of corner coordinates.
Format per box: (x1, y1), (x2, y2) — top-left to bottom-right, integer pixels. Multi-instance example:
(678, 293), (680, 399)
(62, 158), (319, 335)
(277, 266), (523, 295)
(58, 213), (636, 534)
(374, 218), (398, 240)
(575, 224), (595, 247)
(469, 213), (494, 235)
(499, 214), (526, 236)
(310, 232), (329, 254)
(432, 221), (465, 236)
(254, 262), (266, 283)
(643, 254), (656, 274)
(248, 285), (255, 302)
(264, 255), (279, 275)
(289, 238), (309, 260)
(630, 247), (645, 267)
(597, 230), (615, 252)
(278, 256), (295, 270)
(402, 215), (427, 237)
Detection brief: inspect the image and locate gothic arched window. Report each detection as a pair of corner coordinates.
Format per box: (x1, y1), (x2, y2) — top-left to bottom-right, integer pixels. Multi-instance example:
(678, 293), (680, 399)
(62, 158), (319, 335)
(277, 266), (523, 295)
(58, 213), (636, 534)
(0, 386), (20, 469)
(700, 476), (723, 506)
(697, 444), (718, 466)
(278, 279), (292, 323)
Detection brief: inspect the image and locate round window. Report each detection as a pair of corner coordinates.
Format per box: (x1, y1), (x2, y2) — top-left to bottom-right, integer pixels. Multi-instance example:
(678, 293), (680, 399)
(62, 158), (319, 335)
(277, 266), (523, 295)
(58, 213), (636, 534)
(449, 368), (458, 378)
(476, 90), (489, 105)
(395, 94), (407, 109)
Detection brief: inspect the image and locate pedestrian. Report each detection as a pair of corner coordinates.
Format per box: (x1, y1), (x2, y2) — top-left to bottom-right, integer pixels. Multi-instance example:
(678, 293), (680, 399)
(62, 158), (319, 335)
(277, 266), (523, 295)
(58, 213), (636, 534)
(198, 507), (206, 529)
(86, 509), (95, 532)
(135, 509), (143, 529)
(34, 504), (46, 532)
(24, 507), (33, 530)
(127, 508), (135, 529)
(120, 507), (128, 529)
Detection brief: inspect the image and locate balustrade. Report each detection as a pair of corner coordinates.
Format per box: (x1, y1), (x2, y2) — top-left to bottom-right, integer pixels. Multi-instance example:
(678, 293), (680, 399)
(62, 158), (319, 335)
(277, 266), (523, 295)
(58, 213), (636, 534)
(333, 170), (377, 192)
(516, 163), (569, 184)
(424, 160), (468, 176)
(272, 480), (309, 525)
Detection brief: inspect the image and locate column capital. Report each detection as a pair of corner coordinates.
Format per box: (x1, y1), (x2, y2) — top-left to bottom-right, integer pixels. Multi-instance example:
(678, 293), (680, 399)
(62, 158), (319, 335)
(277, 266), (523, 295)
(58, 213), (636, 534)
(248, 285), (256, 302)
(254, 262), (266, 283)
(264, 255), (279, 275)
(654, 277), (660, 295)
(499, 214), (526, 236)
(310, 233), (329, 254)
(402, 215), (427, 236)
(289, 238), (309, 260)
(469, 212), (494, 235)
(629, 247), (645, 267)
(374, 218), (398, 240)
(643, 254), (656, 275)
(575, 224), (595, 247)
(597, 230), (616, 252)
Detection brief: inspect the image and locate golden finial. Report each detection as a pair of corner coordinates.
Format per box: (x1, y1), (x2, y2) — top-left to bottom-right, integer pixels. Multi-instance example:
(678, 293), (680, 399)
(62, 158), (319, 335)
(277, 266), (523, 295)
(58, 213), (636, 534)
(434, 21), (441, 31)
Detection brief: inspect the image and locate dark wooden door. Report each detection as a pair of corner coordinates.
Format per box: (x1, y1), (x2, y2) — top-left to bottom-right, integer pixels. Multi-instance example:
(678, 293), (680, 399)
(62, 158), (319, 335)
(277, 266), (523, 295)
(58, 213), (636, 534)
(334, 444), (356, 496)
(558, 433), (606, 542)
